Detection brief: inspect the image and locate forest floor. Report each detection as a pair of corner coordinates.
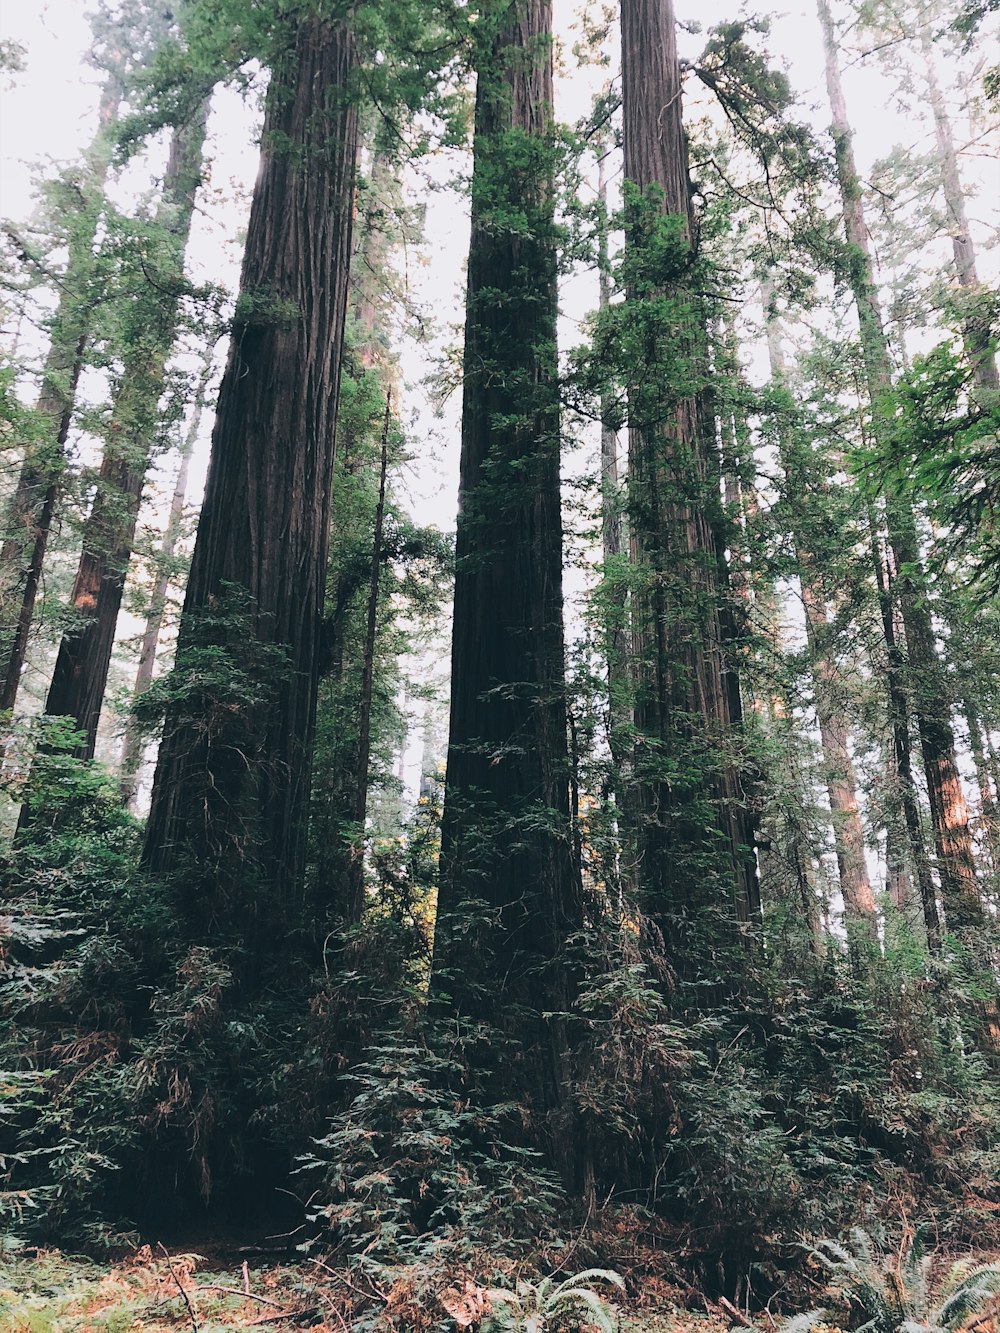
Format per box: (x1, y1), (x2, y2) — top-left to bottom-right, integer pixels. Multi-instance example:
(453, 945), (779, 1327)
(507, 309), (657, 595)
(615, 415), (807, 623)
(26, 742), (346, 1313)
(0, 1245), (754, 1333)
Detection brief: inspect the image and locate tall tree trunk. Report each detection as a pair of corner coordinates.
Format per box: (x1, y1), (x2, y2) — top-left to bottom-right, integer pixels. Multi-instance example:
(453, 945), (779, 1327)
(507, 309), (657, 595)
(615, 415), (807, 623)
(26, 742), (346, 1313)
(762, 298), (879, 951)
(917, 22), (999, 394)
(595, 151), (632, 904)
(0, 79), (121, 714)
(431, 0), (581, 1171)
(620, 0), (759, 969)
(344, 394), (391, 923)
(818, 0), (982, 941)
(38, 102), (209, 761)
(142, 15), (359, 981)
(118, 350), (214, 809)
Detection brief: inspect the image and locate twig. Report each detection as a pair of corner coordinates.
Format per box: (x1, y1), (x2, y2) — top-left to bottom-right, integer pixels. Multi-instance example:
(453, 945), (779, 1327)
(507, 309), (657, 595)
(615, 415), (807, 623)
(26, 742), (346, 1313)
(197, 1284), (285, 1308)
(157, 1242), (199, 1333)
(718, 1295), (756, 1328)
(246, 1312), (298, 1326)
(242, 1260), (251, 1295)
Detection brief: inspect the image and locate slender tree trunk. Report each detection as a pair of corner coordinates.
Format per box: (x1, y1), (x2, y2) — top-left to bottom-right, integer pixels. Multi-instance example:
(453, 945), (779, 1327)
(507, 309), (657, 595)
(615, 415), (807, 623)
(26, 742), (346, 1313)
(620, 0), (759, 969)
(918, 23), (999, 394)
(818, 0), (982, 941)
(142, 15), (359, 980)
(344, 394), (391, 923)
(762, 296), (878, 951)
(38, 102), (208, 761)
(963, 698), (1000, 870)
(118, 351), (214, 808)
(431, 0), (581, 1171)
(0, 80), (121, 714)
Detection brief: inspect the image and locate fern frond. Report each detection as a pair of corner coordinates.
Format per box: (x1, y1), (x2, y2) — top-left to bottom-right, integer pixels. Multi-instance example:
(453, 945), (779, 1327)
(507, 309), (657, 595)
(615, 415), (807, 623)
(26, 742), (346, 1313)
(777, 1306), (830, 1333)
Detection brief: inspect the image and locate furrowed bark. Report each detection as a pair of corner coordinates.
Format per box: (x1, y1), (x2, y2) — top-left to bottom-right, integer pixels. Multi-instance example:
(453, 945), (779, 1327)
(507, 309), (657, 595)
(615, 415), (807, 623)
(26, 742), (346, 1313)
(620, 0), (759, 968)
(431, 0), (581, 1170)
(142, 15), (359, 979)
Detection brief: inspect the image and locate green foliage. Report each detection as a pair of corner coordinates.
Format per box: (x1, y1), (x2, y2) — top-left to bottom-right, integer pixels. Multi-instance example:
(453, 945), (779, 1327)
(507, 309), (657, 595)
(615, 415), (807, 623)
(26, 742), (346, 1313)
(300, 1033), (566, 1273)
(482, 1268), (625, 1332)
(804, 1228), (1000, 1333)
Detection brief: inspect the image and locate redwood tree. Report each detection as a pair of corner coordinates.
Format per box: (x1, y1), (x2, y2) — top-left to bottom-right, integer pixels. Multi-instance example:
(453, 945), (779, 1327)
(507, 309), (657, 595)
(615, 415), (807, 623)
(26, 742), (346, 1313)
(142, 12), (359, 978)
(430, 0), (581, 1161)
(818, 0), (983, 943)
(620, 0), (759, 970)
(40, 101), (208, 760)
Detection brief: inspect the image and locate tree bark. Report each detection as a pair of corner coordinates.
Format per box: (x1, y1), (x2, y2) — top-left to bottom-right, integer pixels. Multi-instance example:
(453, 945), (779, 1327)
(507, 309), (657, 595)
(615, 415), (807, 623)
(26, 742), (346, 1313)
(620, 0), (759, 967)
(142, 15), (359, 979)
(818, 0), (982, 941)
(118, 350), (214, 809)
(39, 101), (208, 760)
(431, 0), (581, 1168)
(0, 79), (121, 715)
(344, 394), (391, 923)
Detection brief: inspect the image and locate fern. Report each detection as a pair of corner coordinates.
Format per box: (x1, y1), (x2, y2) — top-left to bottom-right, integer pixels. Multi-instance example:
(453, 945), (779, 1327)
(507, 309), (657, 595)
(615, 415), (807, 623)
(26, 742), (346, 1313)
(482, 1268), (624, 1332)
(801, 1230), (1000, 1333)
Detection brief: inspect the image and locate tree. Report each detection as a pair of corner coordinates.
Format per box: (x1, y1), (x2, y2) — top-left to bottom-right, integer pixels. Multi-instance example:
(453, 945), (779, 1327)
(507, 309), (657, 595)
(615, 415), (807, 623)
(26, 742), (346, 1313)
(762, 291), (879, 953)
(142, 10), (359, 982)
(430, 0), (582, 1171)
(818, 0), (984, 945)
(0, 2), (174, 717)
(38, 99), (209, 761)
(118, 349), (214, 808)
(618, 0), (759, 972)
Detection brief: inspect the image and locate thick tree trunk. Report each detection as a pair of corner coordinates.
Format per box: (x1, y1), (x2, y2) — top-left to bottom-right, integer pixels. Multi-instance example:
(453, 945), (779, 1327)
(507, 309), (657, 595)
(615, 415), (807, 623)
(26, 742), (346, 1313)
(142, 16), (358, 977)
(40, 103), (208, 760)
(620, 0), (759, 966)
(118, 352), (213, 809)
(431, 0), (581, 1167)
(818, 0), (982, 941)
(0, 80), (121, 715)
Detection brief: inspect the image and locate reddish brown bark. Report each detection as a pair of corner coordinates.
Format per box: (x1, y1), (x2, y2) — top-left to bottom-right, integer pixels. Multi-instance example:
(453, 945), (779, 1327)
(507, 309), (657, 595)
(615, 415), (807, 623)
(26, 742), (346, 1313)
(0, 81), (121, 715)
(40, 103), (208, 760)
(620, 0), (759, 960)
(142, 16), (359, 973)
(818, 0), (982, 942)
